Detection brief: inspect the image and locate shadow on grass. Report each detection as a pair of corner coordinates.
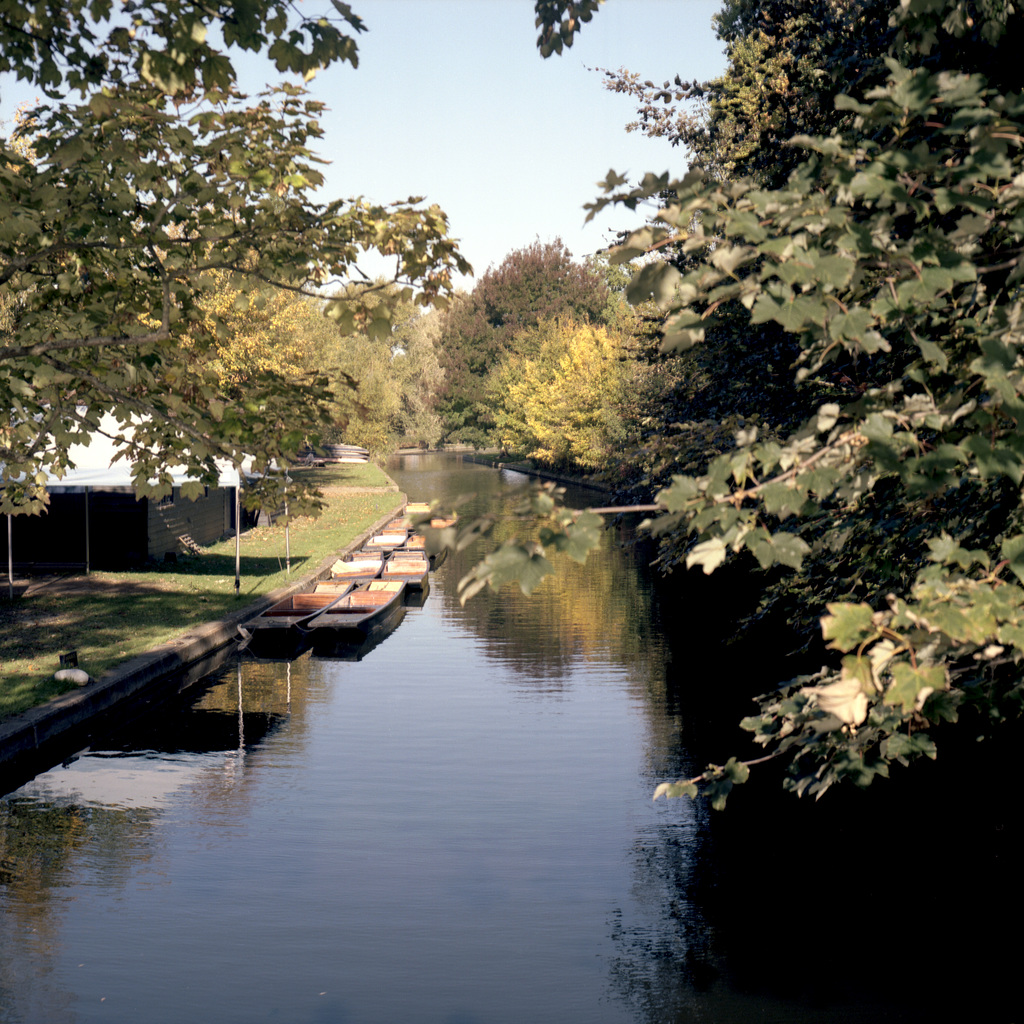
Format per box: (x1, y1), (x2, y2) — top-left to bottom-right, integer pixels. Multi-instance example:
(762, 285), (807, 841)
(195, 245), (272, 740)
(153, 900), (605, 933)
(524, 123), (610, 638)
(0, 488), (401, 719)
(151, 553), (312, 581)
(9, 555), (312, 599)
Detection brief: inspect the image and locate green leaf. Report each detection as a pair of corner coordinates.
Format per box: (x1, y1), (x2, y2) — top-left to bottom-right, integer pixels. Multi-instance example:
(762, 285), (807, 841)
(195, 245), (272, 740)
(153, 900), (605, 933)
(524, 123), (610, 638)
(721, 757), (750, 784)
(653, 781), (699, 801)
(686, 538), (727, 574)
(457, 542), (554, 600)
(926, 533), (972, 568)
(627, 261), (682, 307)
(881, 732), (937, 761)
(560, 511), (604, 562)
(760, 482), (809, 518)
(821, 603), (876, 652)
(656, 475), (700, 512)
(884, 663), (946, 712)
(710, 244), (752, 276)
(765, 532), (811, 570)
(703, 759), (749, 811)
(750, 291), (828, 332)
(1001, 534), (1024, 584)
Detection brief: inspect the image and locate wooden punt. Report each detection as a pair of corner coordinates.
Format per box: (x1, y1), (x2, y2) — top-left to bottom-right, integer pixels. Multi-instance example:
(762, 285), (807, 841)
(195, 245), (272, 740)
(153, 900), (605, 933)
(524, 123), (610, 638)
(395, 533), (447, 570)
(403, 577), (430, 608)
(381, 553), (430, 590)
(359, 543), (437, 569)
(303, 580), (407, 646)
(405, 502), (431, 515)
(320, 444), (370, 463)
(315, 579), (362, 596)
(428, 544), (448, 569)
(238, 586), (352, 658)
(324, 443), (369, 456)
(310, 618), (406, 662)
(405, 530), (451, 569)
(419, 518), (455, 567)
(329, 555), (385, 583)
(362, 529), (409, 552)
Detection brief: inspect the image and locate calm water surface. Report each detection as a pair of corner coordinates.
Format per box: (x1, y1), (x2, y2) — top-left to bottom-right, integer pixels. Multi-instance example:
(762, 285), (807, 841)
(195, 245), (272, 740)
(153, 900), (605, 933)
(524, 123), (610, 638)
(1, 455), (1019, 1023)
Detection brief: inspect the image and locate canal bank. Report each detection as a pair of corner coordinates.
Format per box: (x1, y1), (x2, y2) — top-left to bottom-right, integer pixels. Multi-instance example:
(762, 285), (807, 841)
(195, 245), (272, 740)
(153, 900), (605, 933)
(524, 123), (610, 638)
(0, 500), (403, 792)
(459, 452), (614, 495)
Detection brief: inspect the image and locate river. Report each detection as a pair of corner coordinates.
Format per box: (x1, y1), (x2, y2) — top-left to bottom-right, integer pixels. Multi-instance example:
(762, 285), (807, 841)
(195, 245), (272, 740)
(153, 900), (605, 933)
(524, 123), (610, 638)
(0, 454), (1019, 1023)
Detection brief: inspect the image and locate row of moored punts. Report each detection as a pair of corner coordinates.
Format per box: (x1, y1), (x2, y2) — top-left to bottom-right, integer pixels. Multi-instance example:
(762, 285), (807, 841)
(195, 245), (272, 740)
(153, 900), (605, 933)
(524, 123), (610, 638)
(238, 504), (455, 662)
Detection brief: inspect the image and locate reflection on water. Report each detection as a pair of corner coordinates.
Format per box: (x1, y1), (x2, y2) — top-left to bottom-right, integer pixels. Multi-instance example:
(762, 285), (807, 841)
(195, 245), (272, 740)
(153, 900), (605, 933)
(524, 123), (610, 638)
(0, 454), (1019, 1024)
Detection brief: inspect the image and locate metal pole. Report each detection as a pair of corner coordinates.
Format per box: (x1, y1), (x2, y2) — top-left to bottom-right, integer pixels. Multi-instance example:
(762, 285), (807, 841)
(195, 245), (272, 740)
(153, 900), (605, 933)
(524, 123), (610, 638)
(7, 514), (12, 600)
(234, 485), (241, 596)
(84, 488), (90, 575)
(284, 473), (291, 575)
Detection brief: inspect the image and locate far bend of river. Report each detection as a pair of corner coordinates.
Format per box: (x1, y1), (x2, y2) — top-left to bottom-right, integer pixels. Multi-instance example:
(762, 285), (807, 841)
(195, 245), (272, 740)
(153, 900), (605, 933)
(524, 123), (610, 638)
(1, 454), (1021, 1023)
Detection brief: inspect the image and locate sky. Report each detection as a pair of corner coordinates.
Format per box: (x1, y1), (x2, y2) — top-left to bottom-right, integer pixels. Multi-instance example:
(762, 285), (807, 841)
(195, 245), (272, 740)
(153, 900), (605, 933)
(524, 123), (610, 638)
(0, 0), (728, 291)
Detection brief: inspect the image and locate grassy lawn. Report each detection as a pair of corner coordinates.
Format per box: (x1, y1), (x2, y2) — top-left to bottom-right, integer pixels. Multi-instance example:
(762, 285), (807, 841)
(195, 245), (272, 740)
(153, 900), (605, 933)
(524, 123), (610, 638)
(0, 480), (401, 722)
(289, 461), (393, 490)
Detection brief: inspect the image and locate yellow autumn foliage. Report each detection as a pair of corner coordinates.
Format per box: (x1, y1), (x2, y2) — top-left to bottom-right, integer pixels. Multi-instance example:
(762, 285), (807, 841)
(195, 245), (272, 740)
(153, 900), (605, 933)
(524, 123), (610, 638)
(490, 318), (630, 471)
(185, 270), (326, 391)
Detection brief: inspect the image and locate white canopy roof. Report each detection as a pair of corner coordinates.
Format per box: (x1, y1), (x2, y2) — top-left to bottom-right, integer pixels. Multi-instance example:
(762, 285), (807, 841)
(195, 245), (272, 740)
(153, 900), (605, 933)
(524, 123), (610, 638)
(40, 413), (245, 491)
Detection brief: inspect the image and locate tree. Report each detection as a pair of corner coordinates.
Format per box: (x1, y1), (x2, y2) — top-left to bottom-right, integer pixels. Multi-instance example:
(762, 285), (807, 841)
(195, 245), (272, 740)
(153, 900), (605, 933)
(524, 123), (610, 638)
(181, 269), (328, 397)
(435, 238), (609, 444)
(585, 3), (901, 525)
(390, 308), (447, 448)
(574, 1), (1024, 804)
(0, 2), (469, 517)
(489, 318), (630, 471)
(440, 0), (1024, 808)
(599, 1), (894, 187)
(310, 280), (425, 455)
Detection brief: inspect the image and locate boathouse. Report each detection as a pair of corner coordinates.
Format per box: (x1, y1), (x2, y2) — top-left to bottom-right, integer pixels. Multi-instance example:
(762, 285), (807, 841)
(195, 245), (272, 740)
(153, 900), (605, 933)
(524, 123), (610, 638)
(2, 417), (245, 571)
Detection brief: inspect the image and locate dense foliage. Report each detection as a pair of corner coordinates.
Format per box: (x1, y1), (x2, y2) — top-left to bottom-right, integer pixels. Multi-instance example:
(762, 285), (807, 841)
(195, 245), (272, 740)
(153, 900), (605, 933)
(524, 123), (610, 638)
(0, 1), (469, 517)
(452, 0), (1024, 808)
(323, 282), (447, 454)
(435, 239), (609, 444)
(605, 0), (1024, 804)
(488, 318), (630, 471)
(6, 0), (1023, 810)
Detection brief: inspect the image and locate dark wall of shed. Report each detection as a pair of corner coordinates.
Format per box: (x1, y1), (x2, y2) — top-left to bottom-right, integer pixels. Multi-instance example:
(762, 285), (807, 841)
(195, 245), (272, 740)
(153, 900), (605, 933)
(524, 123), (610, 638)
(3, 487), (231, 570)
(2, 491), (148, 570)
(146, 487), (231, 559)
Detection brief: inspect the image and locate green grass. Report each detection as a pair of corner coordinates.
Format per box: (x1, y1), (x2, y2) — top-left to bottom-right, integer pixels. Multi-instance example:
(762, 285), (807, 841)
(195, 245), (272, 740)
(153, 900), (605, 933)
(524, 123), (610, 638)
(0, 487), (401, 722)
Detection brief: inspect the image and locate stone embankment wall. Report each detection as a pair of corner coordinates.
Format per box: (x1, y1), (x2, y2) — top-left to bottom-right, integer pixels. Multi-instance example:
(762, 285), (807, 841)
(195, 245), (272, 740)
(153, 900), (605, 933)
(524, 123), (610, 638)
(0, 501), (403, 794)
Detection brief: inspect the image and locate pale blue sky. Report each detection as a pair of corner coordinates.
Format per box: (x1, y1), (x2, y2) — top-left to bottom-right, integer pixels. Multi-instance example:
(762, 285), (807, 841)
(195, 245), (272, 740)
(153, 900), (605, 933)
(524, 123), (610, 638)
(1, 1), (727, 288)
